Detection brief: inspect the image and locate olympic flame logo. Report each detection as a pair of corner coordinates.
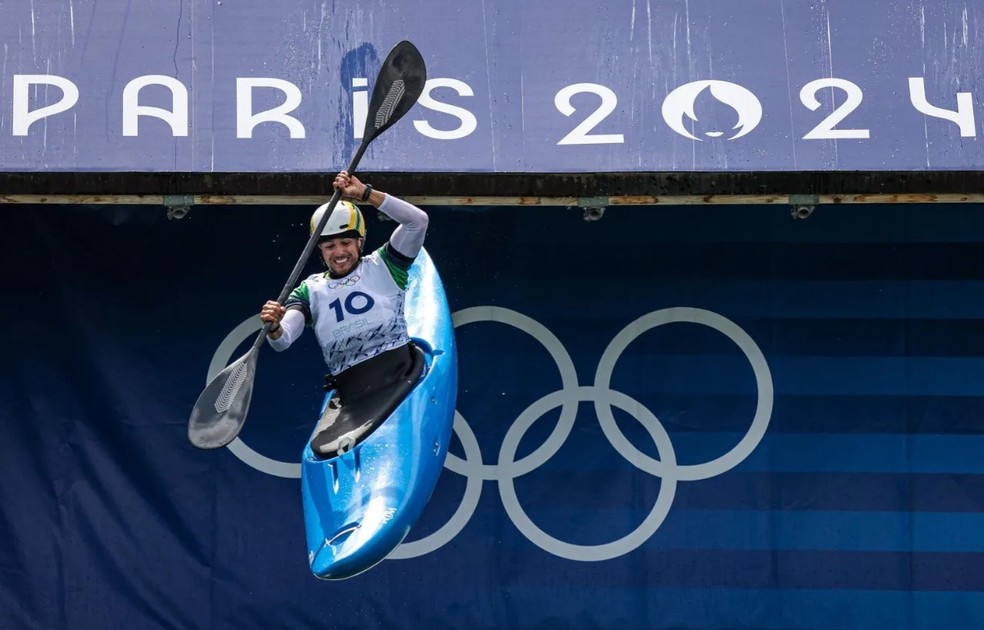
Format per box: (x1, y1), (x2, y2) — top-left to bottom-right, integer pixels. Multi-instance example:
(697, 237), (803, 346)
(661, 80), (764, 141)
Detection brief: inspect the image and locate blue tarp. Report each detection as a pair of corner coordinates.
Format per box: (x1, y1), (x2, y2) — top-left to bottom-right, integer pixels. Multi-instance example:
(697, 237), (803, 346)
(3, 201), (984, 628)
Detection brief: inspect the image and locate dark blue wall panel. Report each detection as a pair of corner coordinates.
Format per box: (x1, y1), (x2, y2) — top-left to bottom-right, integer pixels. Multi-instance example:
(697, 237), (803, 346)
(3, 201), (984, 628)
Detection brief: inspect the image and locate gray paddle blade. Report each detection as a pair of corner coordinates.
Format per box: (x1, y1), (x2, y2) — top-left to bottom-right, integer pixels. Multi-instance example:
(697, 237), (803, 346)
(188, 349), (258, 449)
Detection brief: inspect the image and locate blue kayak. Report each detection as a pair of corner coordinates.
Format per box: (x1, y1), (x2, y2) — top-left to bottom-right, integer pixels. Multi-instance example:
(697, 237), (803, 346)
(300, 248), (457, 580)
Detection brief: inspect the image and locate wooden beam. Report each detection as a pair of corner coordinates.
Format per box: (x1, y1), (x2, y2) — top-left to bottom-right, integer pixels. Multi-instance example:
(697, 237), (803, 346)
(0, 193), (981, 206)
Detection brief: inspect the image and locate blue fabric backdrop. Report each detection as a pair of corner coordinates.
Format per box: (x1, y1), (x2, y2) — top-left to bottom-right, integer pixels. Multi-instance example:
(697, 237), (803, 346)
(3, 201), (984, 628)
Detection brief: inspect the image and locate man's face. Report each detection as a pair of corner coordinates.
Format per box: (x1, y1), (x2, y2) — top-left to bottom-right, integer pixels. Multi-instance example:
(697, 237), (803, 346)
(319, 237), (363, 276)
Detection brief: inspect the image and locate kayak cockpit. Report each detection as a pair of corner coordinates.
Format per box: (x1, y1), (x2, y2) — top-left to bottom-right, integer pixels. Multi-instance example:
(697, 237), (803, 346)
(308, 343), (427, 460)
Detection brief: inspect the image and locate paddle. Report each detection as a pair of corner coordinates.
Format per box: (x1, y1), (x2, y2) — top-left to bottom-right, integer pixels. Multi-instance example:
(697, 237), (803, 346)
(188, 41), (427, 450)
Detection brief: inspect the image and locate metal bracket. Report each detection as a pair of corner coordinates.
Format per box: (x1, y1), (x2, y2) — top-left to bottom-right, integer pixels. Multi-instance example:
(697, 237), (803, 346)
(577, 196), (608, 221)
(164, 194), (194, 220)
(788, 194), (819, 219)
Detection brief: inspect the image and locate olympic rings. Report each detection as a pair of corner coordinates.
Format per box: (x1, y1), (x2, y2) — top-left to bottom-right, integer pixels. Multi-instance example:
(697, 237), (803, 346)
(394, 306), (772, 561)
(210, 305), (773, 561)
(326, 274), (361, 290)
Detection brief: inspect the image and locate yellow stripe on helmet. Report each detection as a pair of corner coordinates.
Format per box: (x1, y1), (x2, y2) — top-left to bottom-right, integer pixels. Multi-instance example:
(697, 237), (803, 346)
(348, 202), (358, 233)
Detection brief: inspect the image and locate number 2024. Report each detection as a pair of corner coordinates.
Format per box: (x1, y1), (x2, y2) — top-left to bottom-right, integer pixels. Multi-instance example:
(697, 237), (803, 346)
(553, 77), (976, 144)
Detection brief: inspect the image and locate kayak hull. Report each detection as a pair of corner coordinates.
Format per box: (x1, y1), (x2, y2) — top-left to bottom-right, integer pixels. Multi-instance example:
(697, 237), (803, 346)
(300, 248), (457, 580)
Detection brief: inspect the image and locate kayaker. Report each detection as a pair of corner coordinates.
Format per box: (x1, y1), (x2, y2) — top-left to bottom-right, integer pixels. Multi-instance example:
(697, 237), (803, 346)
(259, 170), (429, 456)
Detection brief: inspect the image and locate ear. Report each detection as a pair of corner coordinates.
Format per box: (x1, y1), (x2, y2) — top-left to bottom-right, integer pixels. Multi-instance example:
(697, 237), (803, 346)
(358, 237), (365, 252)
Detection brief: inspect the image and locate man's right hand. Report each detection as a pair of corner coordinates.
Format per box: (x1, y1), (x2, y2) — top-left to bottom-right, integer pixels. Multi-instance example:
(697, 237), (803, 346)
(260, 300), (286, 339)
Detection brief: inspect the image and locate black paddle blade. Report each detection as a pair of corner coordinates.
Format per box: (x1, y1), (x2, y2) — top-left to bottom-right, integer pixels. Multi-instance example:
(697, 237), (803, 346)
(188, 348), (258, 449)
(363, 41), (427, 140)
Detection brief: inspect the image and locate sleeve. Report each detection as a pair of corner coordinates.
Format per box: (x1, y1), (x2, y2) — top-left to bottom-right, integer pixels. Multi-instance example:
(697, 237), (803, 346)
(378, 244), (412, 290)
(266, 309), (306, 351)
(378, 194), (428, 260)
(283, 279), (313, 325)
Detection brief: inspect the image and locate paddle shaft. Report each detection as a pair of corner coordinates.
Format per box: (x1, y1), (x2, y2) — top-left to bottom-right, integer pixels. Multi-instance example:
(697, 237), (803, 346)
(249, 141), (371, 352)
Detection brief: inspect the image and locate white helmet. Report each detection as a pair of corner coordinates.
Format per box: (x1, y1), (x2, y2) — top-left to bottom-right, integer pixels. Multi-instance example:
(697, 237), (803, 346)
(310, 200), (366, 241)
